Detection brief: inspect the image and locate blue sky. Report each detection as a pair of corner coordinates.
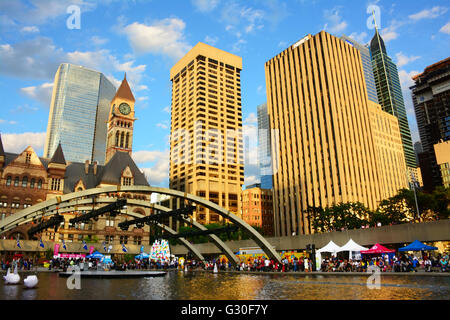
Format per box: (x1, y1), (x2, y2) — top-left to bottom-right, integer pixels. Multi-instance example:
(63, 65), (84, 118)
(1, 0), (449, 187)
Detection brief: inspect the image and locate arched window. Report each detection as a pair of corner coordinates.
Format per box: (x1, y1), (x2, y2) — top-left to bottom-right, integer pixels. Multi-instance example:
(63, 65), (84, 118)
(37, 179), (42, 189)
(6, 176), (11, 186)
(120, 132), (125, 148)
(14, 177), (19, 187)
(30, 178), (35, 188)
(115, 131), (120, 147)
(125, 133), (129, 149)
(22, 176), (28, 188)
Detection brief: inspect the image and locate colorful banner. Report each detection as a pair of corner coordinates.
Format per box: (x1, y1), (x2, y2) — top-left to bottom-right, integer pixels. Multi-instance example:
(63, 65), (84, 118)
(150, 240), (171, 261)
(54, 254), (86, 259)
(54, 243), (60, 256)
(89, 246), (95, 255)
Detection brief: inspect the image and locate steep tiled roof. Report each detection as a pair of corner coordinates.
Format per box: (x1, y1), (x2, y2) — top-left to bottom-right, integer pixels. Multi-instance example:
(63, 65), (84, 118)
(0, 133), (4, 158)
(63, 151), (149, 193)
(49, 143), (66, 165)
(113, 74), (135, 102)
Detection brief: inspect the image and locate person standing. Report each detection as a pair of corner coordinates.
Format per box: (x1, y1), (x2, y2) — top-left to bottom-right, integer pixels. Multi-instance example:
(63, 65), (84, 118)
(304, 257), (309, 272)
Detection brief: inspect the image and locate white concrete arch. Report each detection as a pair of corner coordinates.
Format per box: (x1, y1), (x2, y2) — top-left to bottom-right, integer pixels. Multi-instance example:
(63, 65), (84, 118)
(0, 186), (281, 263)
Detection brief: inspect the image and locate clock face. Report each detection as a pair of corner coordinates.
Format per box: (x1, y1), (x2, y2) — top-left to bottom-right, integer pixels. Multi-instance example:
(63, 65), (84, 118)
(119, 103), (131, 115)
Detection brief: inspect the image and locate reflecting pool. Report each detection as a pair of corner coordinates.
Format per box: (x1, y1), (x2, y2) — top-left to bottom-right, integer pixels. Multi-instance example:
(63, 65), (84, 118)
(1, 271), (449, 300)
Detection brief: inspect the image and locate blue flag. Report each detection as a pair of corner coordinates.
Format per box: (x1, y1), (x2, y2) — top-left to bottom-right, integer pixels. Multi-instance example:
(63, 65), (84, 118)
(103, 241), (107, 251)
(62, 240), (67, 250)
(140, 245), (144, 253)
(122, 244), (128, 253)
(39, 239), (45, 248)
(17, 239), (21, 249)
(82, 240), (88, 250)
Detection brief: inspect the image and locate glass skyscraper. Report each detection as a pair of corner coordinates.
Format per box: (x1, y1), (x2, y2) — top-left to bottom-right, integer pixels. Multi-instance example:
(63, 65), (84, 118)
(340, 35), (379, 104)
(257, 102), (273, 189)
(370, 30), (417, 169)
(44, 63), (116, 165)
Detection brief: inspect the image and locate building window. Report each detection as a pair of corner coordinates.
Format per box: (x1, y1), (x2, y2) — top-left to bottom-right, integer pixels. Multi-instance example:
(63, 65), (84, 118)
(0, 201), (8, 208)
(25, 153), (31, 164)
(120, 236), (128, 244)
(133, 236), (142, 245)
(115, 131), (120, 147)
(30, 179), (35, 188)
(37, 180), (42, 189)
(14, 177), (19, 187)
(12, 202), (20, 209)
(122, 177), (132, 186)
(6, 176), (11, 186)
(22, 176), (28, 188)
(105, 235), (114, 244)
(51, 178), (61, 191)
(105, 217), (115, 227)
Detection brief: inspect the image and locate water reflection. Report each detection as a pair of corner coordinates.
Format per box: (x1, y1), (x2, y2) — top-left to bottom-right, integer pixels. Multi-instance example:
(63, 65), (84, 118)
(0, 272), (448, 300)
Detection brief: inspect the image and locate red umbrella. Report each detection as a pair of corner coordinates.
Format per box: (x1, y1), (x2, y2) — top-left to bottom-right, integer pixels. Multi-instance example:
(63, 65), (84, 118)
(361, 243), (395, 254)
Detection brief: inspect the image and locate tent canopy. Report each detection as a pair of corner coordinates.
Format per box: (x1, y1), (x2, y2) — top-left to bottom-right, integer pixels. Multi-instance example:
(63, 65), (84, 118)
(86, 251), (104, 259)
(337, 239), (369, 253)
(317, 241), (341, 254)
(398, 240), (438, 252)
(135, 253), (150, 260)
(361, 243), (395, 254)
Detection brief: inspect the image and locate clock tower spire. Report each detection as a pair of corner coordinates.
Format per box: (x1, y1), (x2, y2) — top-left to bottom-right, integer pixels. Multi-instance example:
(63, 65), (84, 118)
(105, 74), (136, 163)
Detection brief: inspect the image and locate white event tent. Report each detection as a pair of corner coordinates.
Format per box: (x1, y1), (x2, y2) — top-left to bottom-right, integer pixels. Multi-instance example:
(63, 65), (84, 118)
(337, 239), (369, 260)
(315, 241), (341, 271)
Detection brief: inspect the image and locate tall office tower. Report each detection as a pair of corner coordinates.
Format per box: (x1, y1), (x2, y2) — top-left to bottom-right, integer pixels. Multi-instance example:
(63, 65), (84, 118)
(257, 102), (273, 189)
(340, 35), (379, 103)
(368, 101), (408, 199)
(44, 63), (116, 165)
(265, 31), (383, 236)
(370, 29), (417, 173)
(411, 57), (450, 191)
(169, 43), (244, 224)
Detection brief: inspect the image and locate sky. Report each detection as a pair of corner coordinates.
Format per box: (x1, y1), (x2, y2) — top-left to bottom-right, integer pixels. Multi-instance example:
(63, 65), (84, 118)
(1, 0), (449, 188)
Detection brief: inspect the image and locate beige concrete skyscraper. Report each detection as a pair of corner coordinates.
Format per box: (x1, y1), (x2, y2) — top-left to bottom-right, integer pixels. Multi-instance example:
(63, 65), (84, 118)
(368, 101), (408, 199)
(265, 31), (388, 236)
(169, 43), (244, 224)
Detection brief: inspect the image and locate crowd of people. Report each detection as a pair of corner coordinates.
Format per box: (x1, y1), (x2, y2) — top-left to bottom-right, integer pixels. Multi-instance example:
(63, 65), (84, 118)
(1, 257), (37, 271)
(1, 252), (448, 274)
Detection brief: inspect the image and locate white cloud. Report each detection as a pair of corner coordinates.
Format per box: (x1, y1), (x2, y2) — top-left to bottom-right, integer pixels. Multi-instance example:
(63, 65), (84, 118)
(156, 121), (170, 130)
(122, 19), (192, 60)
(20, 82), (54, 107)
(1, 132), (46, 154)
(0, 0), (95, 25)
(395, 52), (421, 67)
(10, 104), (39, 114)
(134, 150), (170, 186)
(398, 69), (420, 118)
(440, 22), (450, 34)
(21, 26), (39, 33)
(204, 35), (219, 46)
(244, 175), (260, 187)
(91, 36), (109, 46)
(0, 119), (18, 125)
(398, 69), (420, 91)
(191, 0), (220, 12)
(323, 7), (348, 34)
(409, 6), (448, 21)
(244, 113), (257, 124)
(348, 31), (368, 44)
(163, 106), (171, 113)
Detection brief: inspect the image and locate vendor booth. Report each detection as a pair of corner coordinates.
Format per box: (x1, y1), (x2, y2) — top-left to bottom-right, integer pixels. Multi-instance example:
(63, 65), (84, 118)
(398, 240), (438, 252)
(337, 239), (369, 261)
(315, 241), (341, 271)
